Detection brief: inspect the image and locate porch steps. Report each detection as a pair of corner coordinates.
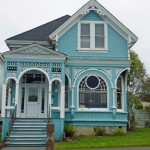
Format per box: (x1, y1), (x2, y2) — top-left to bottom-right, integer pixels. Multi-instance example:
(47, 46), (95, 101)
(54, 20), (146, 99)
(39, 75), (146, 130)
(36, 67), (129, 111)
(6, 118), (47, 147)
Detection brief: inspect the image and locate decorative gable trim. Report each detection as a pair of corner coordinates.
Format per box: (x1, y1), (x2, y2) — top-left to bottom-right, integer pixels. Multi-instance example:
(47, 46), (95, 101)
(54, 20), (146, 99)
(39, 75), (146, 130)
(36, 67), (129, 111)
(3, 43), (67, 60)
(49, 0), (138, 48)
(20, 47), (51, 55)
(4, 43), (65, 55)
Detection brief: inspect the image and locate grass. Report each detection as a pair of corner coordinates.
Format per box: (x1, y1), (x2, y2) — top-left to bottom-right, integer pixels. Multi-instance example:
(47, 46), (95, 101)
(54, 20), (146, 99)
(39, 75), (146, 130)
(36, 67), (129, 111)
(55, 128), (150, 150)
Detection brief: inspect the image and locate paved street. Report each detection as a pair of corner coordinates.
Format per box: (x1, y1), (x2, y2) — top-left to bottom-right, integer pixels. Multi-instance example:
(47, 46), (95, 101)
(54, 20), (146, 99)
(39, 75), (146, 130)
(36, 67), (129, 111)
(1, 147), (150, 150)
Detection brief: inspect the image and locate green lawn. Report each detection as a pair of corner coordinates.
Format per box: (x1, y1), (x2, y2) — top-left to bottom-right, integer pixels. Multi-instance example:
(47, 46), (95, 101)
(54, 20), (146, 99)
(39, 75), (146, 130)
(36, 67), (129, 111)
(55, 128), (150, 150)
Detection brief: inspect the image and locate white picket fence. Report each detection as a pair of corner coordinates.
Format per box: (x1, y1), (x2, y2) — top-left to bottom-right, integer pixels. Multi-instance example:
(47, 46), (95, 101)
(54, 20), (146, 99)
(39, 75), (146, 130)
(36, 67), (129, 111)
(135, 110), (150, 128)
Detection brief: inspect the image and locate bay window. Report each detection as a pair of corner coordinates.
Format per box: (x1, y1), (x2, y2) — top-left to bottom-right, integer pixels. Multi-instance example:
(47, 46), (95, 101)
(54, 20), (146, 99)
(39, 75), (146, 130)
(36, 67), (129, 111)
(79, 75), (107, 110)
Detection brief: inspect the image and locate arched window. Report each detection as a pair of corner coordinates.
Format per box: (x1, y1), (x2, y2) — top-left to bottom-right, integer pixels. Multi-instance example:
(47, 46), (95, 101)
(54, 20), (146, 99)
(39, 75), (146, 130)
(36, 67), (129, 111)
(79, 75), (107, 109)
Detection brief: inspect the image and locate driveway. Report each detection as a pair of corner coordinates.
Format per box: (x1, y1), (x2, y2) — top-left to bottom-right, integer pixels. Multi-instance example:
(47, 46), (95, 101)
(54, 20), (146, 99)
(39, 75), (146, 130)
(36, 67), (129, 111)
(1, 147), (150, 150)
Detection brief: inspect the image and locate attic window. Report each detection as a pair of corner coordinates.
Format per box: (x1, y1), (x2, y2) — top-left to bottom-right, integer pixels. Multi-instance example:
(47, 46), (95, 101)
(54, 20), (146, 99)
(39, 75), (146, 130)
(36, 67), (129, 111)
(78, 21), (108, 52)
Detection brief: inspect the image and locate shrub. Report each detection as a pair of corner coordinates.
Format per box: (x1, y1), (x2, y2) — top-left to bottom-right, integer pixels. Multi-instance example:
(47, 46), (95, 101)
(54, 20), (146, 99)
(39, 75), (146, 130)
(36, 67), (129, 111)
(145, 105), (150, 110)
(93, 126), (107, 136)
(145, 121), (150, 128)
(112, 128), (126, 136)
(64, 125), (77, 137)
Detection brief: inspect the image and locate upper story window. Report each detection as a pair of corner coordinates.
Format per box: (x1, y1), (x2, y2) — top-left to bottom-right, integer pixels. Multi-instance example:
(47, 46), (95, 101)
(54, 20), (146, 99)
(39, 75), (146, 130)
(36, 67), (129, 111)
(78, 21), (108, 52)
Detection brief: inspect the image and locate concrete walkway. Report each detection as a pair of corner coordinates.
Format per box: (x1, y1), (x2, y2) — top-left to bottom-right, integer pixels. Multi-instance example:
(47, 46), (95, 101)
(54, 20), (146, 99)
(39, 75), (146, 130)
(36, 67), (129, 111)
(1, 147), (150, 150)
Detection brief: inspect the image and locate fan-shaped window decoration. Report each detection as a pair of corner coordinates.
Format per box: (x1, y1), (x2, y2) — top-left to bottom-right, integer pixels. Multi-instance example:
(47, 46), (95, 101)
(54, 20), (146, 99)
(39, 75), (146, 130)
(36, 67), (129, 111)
(79, 75), (107, 109)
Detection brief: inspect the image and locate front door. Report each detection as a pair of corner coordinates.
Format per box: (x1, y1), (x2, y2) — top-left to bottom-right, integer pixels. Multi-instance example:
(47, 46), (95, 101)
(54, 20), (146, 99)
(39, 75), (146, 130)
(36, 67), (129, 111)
(27, 86), (39, 117)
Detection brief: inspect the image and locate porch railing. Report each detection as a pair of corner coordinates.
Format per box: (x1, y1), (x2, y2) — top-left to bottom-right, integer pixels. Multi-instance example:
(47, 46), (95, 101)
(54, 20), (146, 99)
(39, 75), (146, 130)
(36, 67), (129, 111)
(8, 104), (17, 137)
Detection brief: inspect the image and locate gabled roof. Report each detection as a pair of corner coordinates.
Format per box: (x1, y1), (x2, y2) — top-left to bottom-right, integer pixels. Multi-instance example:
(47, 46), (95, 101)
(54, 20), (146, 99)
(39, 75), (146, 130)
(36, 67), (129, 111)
(7, 15), (70, 41)
(3, 43), (66, 57)
(3, 43), (67, 62)
(49, 0), (138, 47)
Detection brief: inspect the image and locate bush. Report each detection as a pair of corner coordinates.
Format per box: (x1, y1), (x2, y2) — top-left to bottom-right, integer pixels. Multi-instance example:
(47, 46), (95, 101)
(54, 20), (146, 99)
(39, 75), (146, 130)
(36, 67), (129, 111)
(112, 128), (126, 136)
(145, 121), (150, 128)
(145, 105), (150, 110)
(93, 126), (107, 136)
(64, 125), (76, 137)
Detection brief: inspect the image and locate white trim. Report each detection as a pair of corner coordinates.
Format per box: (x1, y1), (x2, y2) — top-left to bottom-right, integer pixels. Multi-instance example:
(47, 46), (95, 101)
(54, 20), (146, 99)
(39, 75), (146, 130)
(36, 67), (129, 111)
(1, 84), (6, 117)
(3, 43), (67, 60)
(5, 77), (17, 84)
(48, 84), (52, 118)
(19, 84), (48, 118)
(51, 107), (60, 110)
(67, 59), (130, 65)
(15, 83), (19, 117)
(50, 78), (62, 85)
(78, 21), (108, 51)
(60, 85), (65, 118)
(5, 106), (15, 110)
(65, 73), (71, 109)
(5, 40), (50, 46)
(77, 74), (109, 111)
(18, 68), (50, 84)
(73, 68), (113, 88)
(115, 68), (129, 86)
(65, 73), (71, 87)
(18, 68), (50, 118)
(49, 0), (137, 47)
(116, 76), (124, 111)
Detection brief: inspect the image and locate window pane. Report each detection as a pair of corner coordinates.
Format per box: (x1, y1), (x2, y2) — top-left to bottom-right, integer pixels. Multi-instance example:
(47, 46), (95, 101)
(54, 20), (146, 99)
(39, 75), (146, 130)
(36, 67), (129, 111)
(117, 93), (122, 109)
(21, 87), (25, 113)
(117, 77), (122, 109)
(81, 24), (90, 35)
(41, 88), (45, 113)
(117, 77), (122, 92)
(81, 36), (90, 48)
(100, 93), (107, 108)
(95, 24), (104, 35)
(28, 87), (38, 102)
(95, 36), (104, 48)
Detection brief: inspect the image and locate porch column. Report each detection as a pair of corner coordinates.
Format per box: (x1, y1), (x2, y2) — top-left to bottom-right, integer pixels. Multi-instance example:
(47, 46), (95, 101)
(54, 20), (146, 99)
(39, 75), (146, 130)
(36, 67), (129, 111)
(15, 83), (19, 117)
(112, 87), (117, 116)
(1, 83), (6, 117)
(49, 84), (52, 118)
(60, 84), (65, 118)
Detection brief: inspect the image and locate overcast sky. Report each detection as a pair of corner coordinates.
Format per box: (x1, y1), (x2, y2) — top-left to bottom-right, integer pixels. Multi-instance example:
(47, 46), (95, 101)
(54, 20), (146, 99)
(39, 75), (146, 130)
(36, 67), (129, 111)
(0, 0), (150, 73)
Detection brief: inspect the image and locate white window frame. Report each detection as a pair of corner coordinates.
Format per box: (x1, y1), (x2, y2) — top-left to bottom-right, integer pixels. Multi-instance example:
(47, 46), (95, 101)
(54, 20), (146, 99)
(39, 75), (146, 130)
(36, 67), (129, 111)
(78, 21), (108, 52)
(77, 75), (109, 111)
(117, 76), (124, 111)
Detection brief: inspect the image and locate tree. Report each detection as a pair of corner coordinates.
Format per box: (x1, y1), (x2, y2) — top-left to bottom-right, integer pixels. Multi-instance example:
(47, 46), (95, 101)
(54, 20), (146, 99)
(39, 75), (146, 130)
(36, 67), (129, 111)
(140, 76), (150, 102)
(128, 50), (146, 94)
(128, 50), (146, 131)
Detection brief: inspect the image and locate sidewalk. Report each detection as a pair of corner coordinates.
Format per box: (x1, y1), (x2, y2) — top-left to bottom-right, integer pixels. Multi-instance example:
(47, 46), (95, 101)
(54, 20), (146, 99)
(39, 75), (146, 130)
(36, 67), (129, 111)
(1, 147), (150, 150)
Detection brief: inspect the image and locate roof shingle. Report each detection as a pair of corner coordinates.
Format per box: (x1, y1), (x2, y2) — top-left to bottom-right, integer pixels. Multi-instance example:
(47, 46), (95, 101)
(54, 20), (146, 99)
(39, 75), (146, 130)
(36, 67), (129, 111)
(7, 15), (71, 41)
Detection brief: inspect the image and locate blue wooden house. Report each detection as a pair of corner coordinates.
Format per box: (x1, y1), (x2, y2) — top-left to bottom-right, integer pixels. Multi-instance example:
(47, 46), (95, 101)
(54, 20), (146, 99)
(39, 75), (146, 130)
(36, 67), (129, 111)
(1, 0), (137, 146)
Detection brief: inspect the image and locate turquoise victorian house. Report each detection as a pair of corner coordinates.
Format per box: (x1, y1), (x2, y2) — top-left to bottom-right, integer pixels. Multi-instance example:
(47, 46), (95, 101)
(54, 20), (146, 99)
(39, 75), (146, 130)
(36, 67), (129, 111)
(1, 0), (137, 146)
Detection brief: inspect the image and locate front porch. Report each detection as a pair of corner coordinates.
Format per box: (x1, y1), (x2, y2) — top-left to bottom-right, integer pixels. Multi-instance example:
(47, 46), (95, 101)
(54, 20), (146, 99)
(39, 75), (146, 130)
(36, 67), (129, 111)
(1, 50), (67, 142)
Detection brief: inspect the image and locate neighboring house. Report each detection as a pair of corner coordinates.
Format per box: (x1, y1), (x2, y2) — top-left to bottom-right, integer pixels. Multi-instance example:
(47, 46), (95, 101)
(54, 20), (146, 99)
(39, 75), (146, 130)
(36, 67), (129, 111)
(1, 0), (138, 145)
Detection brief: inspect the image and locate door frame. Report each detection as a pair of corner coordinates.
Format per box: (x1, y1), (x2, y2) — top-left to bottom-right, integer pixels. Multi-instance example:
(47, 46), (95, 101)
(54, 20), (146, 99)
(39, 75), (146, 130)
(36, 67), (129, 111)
(26, 85), (39, 118)
(19, 84), (47, 118)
